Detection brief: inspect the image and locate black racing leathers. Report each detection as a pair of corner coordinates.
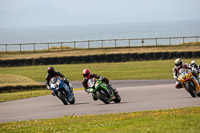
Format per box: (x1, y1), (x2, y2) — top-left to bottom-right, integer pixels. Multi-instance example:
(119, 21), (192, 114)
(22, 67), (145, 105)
(82, 74), (109, 91)
(82, 74), (100, 90)
(45, 71), (66, 88)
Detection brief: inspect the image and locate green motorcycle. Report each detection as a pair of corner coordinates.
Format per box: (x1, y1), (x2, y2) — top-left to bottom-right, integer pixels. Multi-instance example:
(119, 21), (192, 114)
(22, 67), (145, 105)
(87, 78), (121, 104)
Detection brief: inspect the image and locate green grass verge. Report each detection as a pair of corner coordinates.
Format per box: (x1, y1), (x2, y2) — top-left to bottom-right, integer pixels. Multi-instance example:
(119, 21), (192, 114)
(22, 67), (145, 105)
(0, 88), (83, 102)
(0, 106), (199, 132)
(1, 59), (199, 82)
(0, 90), (50, 102)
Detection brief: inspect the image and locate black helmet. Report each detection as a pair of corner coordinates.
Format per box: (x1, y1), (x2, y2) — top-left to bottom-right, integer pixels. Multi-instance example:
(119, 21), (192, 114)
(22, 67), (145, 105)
(47, 66), (55, 75)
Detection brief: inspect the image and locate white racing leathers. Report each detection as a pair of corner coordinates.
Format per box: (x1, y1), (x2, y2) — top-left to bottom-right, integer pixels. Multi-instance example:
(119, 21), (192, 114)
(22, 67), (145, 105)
(172, 63), (191, 88)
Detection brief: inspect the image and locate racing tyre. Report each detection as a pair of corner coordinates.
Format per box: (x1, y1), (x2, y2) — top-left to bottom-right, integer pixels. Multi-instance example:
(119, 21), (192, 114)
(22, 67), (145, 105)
(69, 96), (75, 104)
(96, 90), (110, 104)
(186, 82), (196, 98)
(196, 90), (200, 97)
(113, 94), (121, 103)
(57, 91), (68, 105)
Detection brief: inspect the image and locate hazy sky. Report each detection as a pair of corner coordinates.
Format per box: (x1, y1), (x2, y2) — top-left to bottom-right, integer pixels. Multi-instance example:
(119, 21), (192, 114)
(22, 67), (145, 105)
(0, 0), (200, 27)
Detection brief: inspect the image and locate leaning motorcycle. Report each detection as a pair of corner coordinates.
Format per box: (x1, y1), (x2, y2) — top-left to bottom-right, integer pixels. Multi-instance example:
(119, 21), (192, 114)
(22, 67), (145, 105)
(87, 78), (121, 104)
(178, 68), (200, 97)
(50, 77), (75, 105)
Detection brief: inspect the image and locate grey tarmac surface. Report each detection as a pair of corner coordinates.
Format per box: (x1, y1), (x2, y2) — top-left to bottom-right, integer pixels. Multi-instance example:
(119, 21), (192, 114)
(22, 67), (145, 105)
(0, 79), (200, 123)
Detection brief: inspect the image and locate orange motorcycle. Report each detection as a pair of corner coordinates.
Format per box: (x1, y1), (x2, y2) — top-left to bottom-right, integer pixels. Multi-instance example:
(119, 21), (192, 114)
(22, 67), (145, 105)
(178, 69), (200, 97)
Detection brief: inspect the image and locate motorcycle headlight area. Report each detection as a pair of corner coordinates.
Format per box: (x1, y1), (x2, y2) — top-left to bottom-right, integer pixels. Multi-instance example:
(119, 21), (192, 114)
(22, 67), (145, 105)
(51, 83), (59, 89)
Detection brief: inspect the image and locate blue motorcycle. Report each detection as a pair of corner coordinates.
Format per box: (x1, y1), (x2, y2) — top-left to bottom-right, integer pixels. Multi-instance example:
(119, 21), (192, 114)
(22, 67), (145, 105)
(50, 77), (75, 105)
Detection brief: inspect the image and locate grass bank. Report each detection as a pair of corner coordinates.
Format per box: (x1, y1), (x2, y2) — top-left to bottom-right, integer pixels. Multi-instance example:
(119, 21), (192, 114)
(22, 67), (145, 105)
(0, 106), (199, 132)
(0, 59), (199, 82)
(0, 74), (40, 88)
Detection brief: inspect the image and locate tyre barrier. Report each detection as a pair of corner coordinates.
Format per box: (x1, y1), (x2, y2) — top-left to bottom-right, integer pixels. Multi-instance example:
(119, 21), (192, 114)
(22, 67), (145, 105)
(0, 51), (200, 67)
(161, 52), (169, 60)
(192, 51), (200, 58)
(144, 53), (153, 60)
(168, 52), (177, 59)
(152, 52), (161, 60)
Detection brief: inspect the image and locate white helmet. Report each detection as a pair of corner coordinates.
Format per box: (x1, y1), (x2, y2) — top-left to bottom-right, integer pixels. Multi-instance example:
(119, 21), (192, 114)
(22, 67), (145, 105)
(191, 60), (195, 65)
(175, 58), (182, 68)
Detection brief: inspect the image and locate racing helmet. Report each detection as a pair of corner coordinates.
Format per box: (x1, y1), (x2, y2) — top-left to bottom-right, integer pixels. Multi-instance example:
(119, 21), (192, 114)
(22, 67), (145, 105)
(175, 58), (182, 68)
(82, 69), (90, 79)
(191, 60), (195, 65)
(47, 66), (55, 75)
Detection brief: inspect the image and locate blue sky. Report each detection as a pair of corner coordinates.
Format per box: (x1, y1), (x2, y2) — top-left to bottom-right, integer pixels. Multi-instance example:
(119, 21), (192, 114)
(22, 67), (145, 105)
(0, 0), (200, 27)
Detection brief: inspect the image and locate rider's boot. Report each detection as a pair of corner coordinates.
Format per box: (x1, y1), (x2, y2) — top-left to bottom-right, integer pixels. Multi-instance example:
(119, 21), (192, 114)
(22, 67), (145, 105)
(108, 83), (118, 94)
(70, 86), (73, 93)
(69, 86), (74, 101)
(64, 80), (74, 99)
(65, 80), (73, 93)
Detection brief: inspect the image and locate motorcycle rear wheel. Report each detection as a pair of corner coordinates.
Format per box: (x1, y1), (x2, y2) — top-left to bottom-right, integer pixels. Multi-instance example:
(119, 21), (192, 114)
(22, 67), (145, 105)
(196, 90), (200, 97)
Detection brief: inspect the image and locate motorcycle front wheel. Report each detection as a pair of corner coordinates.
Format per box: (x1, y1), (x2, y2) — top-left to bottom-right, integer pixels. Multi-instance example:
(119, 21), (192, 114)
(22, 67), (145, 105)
(185, 82), (196, 98)
(57, 91), (68, 105)
(69, 95), (75, 104)
(96, 90), (110, 104)
(113, 94), (121, 103)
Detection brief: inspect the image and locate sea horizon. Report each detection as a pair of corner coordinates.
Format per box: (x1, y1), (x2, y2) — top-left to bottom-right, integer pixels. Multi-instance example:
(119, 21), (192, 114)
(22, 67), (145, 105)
(0, 19), (200, 51)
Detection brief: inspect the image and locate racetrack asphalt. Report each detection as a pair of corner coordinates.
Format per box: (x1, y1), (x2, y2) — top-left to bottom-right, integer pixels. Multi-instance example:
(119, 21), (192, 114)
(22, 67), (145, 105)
(1, 79), (200, 123)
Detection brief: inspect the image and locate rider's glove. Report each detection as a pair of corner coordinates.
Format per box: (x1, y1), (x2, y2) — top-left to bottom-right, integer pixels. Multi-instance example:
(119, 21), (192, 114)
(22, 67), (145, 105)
(99, 76), (103, 81)
(173, 76), (178, 81)
(63, 78), (70, 85)
(85, 88), (93, 93)
(47, 86), (51, 90)
(63, 77), (68, 82)
(85, 89), (89, 93)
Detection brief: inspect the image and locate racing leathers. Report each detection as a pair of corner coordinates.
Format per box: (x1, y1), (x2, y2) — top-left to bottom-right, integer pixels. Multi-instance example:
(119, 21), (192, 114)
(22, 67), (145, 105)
(172, 63), (191, 89)
(82, 74), (115, 100)
(82, 74), (109, 91)
(190, 63), (199, 78)
(45, 71), (72, 94)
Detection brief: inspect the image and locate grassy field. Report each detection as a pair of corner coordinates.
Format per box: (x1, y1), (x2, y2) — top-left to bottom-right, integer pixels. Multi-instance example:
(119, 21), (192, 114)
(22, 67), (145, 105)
(1, 46), (200, 132)
(0, 59), (199, 82)
(0, 106), (199, 132)
(0, 59), (199, 102)
(0, 88), (83, 102)
(0, 44), (200, 60)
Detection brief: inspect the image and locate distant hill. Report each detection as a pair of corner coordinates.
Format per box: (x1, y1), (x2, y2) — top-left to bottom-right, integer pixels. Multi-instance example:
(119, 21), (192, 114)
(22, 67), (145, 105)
(0, 4), (120, 28)
(0, 4), (75, 27)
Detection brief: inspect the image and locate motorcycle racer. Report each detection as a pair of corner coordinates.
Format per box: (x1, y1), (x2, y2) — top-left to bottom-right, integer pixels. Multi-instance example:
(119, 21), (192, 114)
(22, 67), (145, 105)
(172, 58), (192, 89)
(82, 69), (117, 101)
(190, 60), (199, 78)
(190, 60), (199, 70)
(45, 66), (73, 95)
